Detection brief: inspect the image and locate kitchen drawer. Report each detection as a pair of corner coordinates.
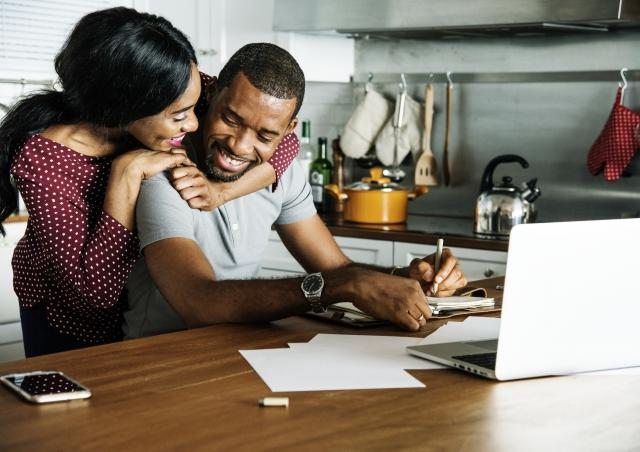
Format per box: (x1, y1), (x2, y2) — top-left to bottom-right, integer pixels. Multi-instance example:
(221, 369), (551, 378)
(259, 231), (305, 277)
(0, 221), (27, 324)
(0, 322), (24, 362)
(258, 231), (394, 277)
(0, 342), (25, 363)
(393, 241), (507, 282)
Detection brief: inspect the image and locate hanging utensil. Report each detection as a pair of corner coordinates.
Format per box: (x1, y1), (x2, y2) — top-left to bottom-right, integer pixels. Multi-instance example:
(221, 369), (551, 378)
(619, 67), (629, 104)
(383, 76), (407, 182)
(442, 71), (453, 186)
(414, 83), (438, 187)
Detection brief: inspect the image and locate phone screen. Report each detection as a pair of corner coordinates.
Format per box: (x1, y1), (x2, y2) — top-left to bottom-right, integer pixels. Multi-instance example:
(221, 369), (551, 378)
(6, 373), (86, 395)
(1, 371), (91, 403)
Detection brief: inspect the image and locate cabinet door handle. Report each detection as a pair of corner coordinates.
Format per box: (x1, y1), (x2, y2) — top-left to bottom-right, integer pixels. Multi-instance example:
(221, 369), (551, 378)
(484, 268), (495, 278)
(197, 48), (218, 56)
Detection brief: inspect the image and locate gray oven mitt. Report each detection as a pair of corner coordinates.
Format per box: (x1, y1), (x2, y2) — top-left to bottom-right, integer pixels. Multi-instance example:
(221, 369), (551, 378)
(374, 94), (422, 167)
(340, 89), (392, 159)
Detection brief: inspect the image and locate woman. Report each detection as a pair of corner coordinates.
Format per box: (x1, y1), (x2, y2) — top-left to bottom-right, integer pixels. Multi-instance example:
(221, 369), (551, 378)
(0, 7), (299, 356)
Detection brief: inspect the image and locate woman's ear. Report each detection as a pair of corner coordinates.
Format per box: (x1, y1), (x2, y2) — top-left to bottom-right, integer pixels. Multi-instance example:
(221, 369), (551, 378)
(205, 76), (219, 103)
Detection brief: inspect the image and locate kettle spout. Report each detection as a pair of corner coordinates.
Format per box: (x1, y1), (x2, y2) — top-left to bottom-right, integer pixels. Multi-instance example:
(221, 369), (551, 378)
(522, 178), (541, 203)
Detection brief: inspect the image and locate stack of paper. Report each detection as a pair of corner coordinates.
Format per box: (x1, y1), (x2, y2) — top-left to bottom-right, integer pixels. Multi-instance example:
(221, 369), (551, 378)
(330, 302), (377, 320)
(427, 296), (495, 314)
(239, 317), (503, 392)
(240, 335), (442, 392)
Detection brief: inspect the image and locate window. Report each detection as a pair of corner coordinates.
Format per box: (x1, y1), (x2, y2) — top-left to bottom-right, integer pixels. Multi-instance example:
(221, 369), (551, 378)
(0, 0), (128, 78)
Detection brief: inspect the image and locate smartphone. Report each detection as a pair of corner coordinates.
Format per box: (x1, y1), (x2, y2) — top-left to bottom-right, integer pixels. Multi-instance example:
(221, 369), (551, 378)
(1, 371), (91, 403)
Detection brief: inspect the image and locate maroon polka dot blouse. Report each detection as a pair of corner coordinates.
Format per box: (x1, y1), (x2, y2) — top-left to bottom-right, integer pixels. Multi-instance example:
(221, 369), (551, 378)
(11, 135), (137, 344)
(10, 75), (300, 345)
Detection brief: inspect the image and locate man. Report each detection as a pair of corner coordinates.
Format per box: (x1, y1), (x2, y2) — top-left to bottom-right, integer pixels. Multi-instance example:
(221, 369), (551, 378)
(124, 43), (467, 339)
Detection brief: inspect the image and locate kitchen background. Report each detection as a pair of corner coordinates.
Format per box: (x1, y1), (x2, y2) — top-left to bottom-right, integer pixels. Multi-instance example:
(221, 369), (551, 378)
(1, 0), (640, 360)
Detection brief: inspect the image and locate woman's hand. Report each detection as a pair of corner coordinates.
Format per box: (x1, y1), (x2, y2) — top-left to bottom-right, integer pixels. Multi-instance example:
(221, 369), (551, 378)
(113, 148), (191, 182)
(169, 166), (232, 210)
(105, 149), (190, 230)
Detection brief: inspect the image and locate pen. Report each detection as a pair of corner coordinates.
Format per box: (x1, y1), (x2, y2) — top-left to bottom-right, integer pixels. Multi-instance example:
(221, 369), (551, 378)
(431, 238), (444, 295)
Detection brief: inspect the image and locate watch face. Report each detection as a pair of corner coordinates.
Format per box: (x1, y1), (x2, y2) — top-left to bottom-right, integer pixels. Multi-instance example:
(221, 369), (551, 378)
(302, 274), (323, 293)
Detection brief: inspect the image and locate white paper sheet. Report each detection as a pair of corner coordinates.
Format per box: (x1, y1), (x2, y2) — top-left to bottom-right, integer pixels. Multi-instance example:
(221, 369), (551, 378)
(240, 347), (425, 392)
(293, 334), (445, 370)
(239, 318), (503, 392)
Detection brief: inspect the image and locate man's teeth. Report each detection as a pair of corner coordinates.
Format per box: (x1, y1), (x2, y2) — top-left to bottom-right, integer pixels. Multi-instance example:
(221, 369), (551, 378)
(221, 149), (247, 167)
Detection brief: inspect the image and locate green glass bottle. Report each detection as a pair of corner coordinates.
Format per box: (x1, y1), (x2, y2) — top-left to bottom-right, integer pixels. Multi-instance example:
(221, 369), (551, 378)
(309, 137), (332, 213)
(298, 120), (314, 182)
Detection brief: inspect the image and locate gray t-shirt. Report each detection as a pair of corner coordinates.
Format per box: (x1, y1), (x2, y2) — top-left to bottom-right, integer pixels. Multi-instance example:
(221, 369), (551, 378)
(123, 160), (316, 339)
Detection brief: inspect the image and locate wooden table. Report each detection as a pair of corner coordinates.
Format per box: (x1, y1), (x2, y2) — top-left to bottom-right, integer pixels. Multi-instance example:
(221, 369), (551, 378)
(1, 279), (639, 451)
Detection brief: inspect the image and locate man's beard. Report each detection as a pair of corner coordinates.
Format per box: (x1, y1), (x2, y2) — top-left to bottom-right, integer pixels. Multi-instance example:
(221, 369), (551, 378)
(205, 153), (257, 183)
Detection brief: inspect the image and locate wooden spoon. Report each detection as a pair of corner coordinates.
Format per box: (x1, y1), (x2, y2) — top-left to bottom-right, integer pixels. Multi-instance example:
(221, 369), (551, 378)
(414, 83), (438, 187)
(443, 77), (452, 186)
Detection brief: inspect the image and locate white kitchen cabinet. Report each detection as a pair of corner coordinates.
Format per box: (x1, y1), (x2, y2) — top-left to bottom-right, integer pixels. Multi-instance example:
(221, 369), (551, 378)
(0, 221), (27, 362)
(393, 241), (508, 282)
(259, 231), (507, 282)
(145, 0), (353, 81)
(258, 230), (393, 278)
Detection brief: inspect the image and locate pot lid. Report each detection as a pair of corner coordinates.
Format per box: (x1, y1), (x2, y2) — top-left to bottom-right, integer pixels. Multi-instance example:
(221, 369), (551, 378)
(346, 167), (407, 191)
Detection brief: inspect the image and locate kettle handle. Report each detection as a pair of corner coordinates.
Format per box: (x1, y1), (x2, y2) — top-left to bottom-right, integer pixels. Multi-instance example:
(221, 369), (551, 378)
(479, 154), (529, 194)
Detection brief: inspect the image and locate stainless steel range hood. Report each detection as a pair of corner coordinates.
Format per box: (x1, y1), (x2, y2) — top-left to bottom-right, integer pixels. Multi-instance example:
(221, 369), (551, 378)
(274, 0), (640, 38)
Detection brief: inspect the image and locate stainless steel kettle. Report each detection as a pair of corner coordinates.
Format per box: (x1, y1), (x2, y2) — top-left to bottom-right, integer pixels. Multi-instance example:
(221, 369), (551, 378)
(474, 155), (541, 238)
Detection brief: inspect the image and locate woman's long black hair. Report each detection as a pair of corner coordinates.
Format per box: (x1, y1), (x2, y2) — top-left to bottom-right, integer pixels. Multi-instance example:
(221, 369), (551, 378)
(0, 7), (197, 234)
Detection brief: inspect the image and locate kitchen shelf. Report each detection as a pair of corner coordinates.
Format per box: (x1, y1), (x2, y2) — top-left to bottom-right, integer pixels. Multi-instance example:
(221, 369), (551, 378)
(3, 215), (28, 224)
(0, 77), (53, 86)
(352, 69), (640, 84)
(321, 213), (509, 252)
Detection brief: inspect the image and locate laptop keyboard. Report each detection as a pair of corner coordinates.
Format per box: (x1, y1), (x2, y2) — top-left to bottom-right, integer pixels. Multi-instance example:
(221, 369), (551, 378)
(452, 352), (497, 370)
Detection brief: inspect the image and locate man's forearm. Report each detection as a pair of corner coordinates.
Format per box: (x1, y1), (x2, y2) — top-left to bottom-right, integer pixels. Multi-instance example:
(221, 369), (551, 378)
(173, 265), (367, 327)
(343, 261), (394, 275)
(180, 276), (307, 327)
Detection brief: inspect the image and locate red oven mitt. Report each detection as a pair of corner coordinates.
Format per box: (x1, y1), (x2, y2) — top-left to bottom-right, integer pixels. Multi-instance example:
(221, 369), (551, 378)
(587, 88), (640, 181)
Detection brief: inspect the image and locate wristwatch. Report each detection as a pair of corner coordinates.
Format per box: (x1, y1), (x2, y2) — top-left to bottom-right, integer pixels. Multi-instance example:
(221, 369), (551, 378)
(301, 272), (326, 313)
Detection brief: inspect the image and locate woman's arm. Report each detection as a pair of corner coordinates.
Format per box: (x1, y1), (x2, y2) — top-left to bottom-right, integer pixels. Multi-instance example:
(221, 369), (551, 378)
(12, 148), (188, 315)
(171, 133), (301, 210)
(180, 71), (301, 209)
(15, 176), (139, 314)
(104, 149), (188, 230)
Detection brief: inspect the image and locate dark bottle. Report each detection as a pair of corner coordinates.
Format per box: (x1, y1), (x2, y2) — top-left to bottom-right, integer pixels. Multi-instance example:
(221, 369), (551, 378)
(309, 137), (333, 213)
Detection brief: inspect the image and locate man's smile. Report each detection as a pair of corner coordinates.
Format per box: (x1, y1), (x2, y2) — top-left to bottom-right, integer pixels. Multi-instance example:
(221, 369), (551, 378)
(204, 139), (259, 182)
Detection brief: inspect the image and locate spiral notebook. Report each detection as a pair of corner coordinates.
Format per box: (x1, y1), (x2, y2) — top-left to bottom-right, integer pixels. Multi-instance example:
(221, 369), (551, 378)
(306, 286), (498, 328)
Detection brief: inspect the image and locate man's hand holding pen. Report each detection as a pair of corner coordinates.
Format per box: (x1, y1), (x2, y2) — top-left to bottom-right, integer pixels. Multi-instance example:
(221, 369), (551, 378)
(402, 243), (467, 297)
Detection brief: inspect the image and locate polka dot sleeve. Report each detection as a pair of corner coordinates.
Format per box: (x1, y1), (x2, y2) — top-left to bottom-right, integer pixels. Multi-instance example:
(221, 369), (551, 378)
(11, 139), (139, 317)
(13, 177), (139, 315)
(269, 133), (300, 191)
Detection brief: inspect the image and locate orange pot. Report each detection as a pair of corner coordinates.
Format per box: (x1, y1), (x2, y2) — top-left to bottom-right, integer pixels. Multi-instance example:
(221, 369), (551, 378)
(325, 168), (428, 224)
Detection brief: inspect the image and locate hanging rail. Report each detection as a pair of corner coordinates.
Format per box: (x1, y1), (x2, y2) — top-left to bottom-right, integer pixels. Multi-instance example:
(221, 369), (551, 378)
(0, 77), (54, 85)
(352, 70), (640, 84)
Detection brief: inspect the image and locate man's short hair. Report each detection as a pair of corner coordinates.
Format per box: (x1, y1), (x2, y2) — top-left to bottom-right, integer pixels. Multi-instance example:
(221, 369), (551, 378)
(217, 43), (305, 118)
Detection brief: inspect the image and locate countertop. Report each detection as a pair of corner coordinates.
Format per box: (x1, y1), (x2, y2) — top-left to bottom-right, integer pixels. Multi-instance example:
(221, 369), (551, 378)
(5, 213), (509, 252)
(322, 213), (510, 252)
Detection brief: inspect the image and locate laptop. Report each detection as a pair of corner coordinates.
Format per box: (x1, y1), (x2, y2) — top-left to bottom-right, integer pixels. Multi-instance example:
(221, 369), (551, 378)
(407, 218), (640, 380)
